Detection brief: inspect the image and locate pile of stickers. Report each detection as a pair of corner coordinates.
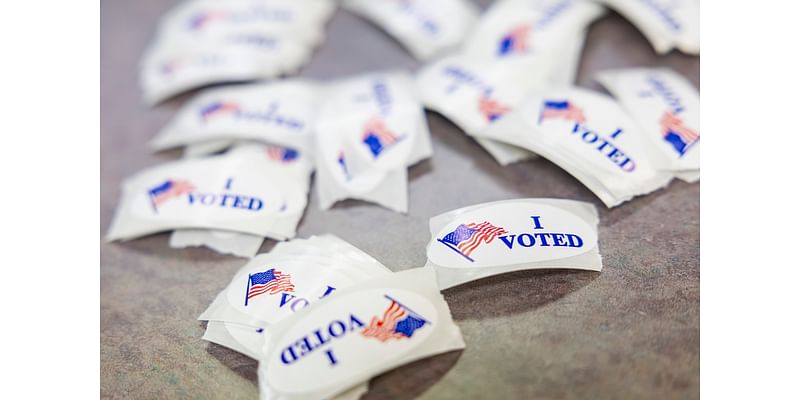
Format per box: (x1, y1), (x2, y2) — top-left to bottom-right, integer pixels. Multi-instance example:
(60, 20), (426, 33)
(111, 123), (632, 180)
(107, 70), (433, 257)
(199, 197), (602, 399)
(140, 0), (335, 105)
(415, 0), (700, 207)
(109, 0), (700, 257)
(107, 0), (700, 397)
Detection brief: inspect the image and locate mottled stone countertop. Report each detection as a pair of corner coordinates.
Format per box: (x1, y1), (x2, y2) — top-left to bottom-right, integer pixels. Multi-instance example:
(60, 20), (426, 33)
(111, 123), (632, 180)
(101, 1), (699, 399)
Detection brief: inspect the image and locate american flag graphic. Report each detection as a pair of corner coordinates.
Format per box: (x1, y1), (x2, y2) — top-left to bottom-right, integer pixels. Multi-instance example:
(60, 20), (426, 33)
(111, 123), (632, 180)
(147, 179), (195, 213)
(188, 10), (227, 31)
(362, 117), (402, 157)
(200, 101), (240, 122)
(478, 95), (511, 122)
(437, 221), (508, 262)
(245, 268), (294, 306)
(498, 24), (531, 56)
(660, 111), (699, 157)
(266, 145), (299, 163)
(361, 295), (427, 342)
(538, 100), (586, 124)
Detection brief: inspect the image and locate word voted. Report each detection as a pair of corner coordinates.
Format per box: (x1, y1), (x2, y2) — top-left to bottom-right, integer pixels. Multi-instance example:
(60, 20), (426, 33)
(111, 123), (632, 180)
(498, 216), (584, 249)
(569, 123), (636, 172)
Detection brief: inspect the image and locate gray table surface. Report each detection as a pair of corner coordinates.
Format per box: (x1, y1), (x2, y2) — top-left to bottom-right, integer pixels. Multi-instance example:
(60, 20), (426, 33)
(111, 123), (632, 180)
(101, 1), (700, 399)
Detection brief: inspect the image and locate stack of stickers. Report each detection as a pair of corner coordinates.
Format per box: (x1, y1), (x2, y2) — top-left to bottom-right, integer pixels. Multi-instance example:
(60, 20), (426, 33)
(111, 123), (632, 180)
(108, 71), (434, 255)
(198, 235), (465, 400)
(140, 0), (335, 105)
(197, 198), (603, 399)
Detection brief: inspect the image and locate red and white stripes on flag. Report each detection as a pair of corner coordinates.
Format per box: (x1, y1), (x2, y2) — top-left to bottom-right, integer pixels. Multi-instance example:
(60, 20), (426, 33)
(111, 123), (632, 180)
(247, 271), (294, 300)
(151, 180), (195, 207)
(478, 95), (511, 121)
(660, 112), (699, 144)
(363, 117), (400, 145)
(540, 105), (586, 124)
(361, 300), (408, 342)
(459, 221), (508, 257)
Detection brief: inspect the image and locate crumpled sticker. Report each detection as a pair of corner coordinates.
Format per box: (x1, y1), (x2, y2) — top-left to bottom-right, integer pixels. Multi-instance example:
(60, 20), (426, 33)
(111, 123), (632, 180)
(415, 54), (549, 164)
(150, 79), (319, 153)
(595, 67), (700, 182)
(425, 198), (602, 289)
(106, 145), (309, 241)
(476, 86), (674, 207)
(169, 143), (314, 257)
(314, 70), (432, 212)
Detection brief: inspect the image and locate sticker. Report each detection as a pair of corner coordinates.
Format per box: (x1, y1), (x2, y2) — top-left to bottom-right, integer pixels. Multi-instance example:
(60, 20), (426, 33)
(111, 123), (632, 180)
(477, 86), (674, 207)
(258, 268), (464, 400)
(425, 199), (602, 289)
(151, 80), (319, 153)
(595, 67), (699, 181)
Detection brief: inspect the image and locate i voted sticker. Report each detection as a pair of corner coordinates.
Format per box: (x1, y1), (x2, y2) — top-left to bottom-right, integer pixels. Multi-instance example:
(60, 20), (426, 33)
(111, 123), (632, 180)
(425, 199), (602, 289)
(267, 289), (437, 393)
(477, 86), (674, 207)
(106, 150), (307, 241)
(150, 80), (319, 153)
(259, 268), (464, 400)
(428, 201), (596, 268)
(595, 67), (699, 181)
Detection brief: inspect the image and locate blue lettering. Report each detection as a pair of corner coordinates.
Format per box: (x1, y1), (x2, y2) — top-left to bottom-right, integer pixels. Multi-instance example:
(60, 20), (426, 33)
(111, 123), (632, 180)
(324, 349), (338, 366)
(570, 123), (636, 173)
(535, 0), (573, 29)
(232, 195), (245, 209)
(551, 233), (567, 247)
(248, 197), (263, 211)
(314, 329), (330, 347)
(566, 234), (584, 247)
(498, 235), (516, 249)
(219, 194), (234, 207)
(530, 216), (544, 229)
(290, 298), (310, 312)
(517, 234), (536, 247)
(200, 194), (216, 205)
(534, 233), (551, 246)
(280, 346), (298, 365)
(328, 321), (346, 338)
(645, 76), (686, 114)
(296, 337), (314, 356)
(349, 315), (365, 331)
(319, 285), (336, 299)
(279, 293), (296, 307)
(637, 0), (681, 31)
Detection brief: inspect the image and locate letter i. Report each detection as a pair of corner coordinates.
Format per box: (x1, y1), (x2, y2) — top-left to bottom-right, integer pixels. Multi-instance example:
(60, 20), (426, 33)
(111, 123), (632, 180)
(324, 349), (338, 366)
(224, 178), (233, 190)
(530, 216), (544, 229)
(610, 129), (623, 139)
